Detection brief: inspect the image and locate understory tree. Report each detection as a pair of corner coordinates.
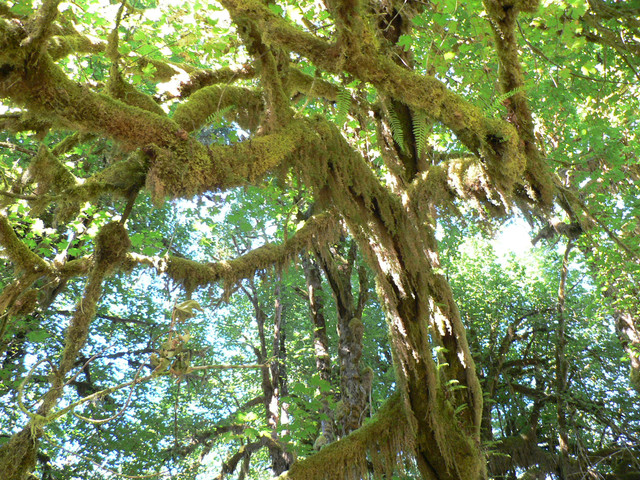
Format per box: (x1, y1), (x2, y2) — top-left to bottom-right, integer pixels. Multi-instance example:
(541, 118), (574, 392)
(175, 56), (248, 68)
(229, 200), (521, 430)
(0, 0), (639, 478)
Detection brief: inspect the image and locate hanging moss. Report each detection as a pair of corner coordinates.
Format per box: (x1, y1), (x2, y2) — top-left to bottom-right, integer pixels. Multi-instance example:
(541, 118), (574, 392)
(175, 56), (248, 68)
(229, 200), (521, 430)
(279, 392), (411, 480)
(0, 215), (50, 275)
(0, 427), (38, 480)
(144, 212), (336, 295)
(26, 144), (77, 216)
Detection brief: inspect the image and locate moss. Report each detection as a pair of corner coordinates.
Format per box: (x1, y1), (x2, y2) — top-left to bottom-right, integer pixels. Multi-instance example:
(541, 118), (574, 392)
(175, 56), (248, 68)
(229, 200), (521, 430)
(0, 215), (50, 274)
(156, 212), (336, 295)
(49, 153), (147, 224)
(48, 34), (105, 61)
(285, 69), (340, 102)
(348, 317), (364, 341)
(107, 67), (166, 116)
(515, 0), (540, 13)
(28, 144), (77, 198)
(172, 84), (263, 133)
(360, 366), (374, 389)
(0, 427), (38, 480)
(146, 120), (305, 200)
(178, 65), (256, 97)
(631, 366), (640, 393)
(313, 434), (328, 451)
(55, 222), (128, 381)
(6, 54), (184, 152)
(94, 221), (130, 268)
(280, 392), (409, 480)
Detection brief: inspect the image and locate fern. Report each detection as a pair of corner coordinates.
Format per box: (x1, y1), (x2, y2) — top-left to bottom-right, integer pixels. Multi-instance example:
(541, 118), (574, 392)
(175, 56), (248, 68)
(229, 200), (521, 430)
(335, 88), (351, 125)
(204, 104), (235, 126)
(486, 83), (533, 115)
(387, 107), (406, 154)
(412, 109), (430, 159)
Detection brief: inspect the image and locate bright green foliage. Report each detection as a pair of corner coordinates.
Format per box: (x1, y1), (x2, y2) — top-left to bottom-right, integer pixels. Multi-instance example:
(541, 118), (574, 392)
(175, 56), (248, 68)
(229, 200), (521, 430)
(1, 0), (640, 479)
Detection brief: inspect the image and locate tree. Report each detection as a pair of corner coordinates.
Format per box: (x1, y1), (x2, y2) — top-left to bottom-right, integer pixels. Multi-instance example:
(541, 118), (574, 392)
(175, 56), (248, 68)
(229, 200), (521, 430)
(0, 0), (639, 479)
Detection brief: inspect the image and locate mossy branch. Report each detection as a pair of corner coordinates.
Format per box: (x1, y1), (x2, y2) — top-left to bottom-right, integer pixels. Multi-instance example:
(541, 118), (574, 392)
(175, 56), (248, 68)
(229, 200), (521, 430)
(20, 0), (61, 50)
(47, 34), (106, 60)
(286, 69), (341, 102)
(219, 0), (336, 72)
(173, 85), (263, 133)
(178, 65), (257, 98)
(0, 52), (189, 151)
(146, 119), (307, 200)
(221, 0), (547, 206)
(0, 214), (51, 274)
(128, 212), (336, 295)
(27, 149), (147, 223)
(408, 156), (508, 216)
(107, 66), (166, 116)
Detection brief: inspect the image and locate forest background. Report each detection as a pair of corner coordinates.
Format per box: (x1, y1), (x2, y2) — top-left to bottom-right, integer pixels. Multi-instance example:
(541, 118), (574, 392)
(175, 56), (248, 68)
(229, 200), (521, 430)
(0, 0), (639, 478)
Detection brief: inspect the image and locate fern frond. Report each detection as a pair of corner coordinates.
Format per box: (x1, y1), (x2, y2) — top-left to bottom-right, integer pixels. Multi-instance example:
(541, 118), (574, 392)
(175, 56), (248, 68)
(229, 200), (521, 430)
(335, 88), (351, 125)
(387, 108), (406, 154)
(205, 105), (235, 126)
(487, 83), (533, 114)
(412, 109), (430, 159)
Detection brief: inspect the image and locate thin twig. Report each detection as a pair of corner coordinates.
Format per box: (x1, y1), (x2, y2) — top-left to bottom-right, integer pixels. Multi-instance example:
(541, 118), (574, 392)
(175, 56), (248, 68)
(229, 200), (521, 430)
(0, 141), (36, 156)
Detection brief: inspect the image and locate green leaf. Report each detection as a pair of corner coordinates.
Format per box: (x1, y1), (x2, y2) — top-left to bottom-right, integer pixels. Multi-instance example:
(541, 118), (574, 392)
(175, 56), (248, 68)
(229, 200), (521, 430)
(27, 330), (50, 343)
(397, 35), (412, 52)
(175, 300), (204, 321)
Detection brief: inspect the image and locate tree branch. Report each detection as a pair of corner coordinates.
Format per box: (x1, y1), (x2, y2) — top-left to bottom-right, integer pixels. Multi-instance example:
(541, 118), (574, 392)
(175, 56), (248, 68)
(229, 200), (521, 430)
(128, 212), (337, 295)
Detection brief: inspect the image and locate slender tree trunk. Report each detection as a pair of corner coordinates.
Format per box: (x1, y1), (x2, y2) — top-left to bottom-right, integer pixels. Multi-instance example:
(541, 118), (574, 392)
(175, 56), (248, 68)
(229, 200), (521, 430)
(0, 222), (130, 480)
(300, 253), (335, 442)
(244, 278), (293, 476)
(556, 241), (573, 478)
(315, 239), (370, 437)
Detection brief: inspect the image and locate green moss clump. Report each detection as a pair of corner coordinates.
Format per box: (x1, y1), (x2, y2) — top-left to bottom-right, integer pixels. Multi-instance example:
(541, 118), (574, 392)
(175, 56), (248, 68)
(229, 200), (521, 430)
(0, 427), (38, 480)
(348, 317), (364, 341)
(516, 0), (540, 12)
(94, 222), (130, 268)
(282, 392), (410, 480)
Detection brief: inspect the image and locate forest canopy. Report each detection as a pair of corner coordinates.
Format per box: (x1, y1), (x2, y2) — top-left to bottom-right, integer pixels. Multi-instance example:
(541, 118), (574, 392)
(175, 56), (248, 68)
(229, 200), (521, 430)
(0, 0), (639, 478)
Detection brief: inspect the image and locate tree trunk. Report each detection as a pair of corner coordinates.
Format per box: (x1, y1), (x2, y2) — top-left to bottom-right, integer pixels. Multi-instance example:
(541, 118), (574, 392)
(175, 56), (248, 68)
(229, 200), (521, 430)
(300, 253), (336, 443)
(298, 118), (487, 479)
(315, 239), (370, 437)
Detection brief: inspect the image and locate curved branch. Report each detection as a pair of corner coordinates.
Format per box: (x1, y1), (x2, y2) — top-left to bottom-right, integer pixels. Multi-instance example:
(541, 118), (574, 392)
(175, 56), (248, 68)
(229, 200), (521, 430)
(222, 0), (551, 207)
(128, 212), (337, 295)
(173, 85), (263, 133)
(178, 65), (257, 98)
(0, 213), (51, 274)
